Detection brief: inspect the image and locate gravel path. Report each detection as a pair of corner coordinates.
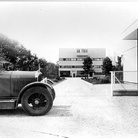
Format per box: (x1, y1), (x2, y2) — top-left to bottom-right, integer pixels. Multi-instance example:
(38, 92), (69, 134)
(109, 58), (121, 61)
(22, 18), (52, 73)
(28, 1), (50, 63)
(0, 78), (138, 138)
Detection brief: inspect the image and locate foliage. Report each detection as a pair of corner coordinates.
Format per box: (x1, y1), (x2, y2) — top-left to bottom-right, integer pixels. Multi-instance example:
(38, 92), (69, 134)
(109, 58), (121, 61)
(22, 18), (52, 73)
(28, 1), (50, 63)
(15, 54), (39, 71)
(39, 58), (59, 79)
(82, 57), (93, 78)
(0, 33), (59, 79)
(82, 76), (111, 84)
(44, 62), (59, 79)
(102, 57), (113, 75)
(113, 56), (123, 82)
(115, 56), (123, 71)
(0, 34), (30, 64)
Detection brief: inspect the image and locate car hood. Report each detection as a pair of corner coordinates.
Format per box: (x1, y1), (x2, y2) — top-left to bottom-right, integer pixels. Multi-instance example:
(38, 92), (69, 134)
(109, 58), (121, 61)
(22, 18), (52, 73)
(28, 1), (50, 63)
(11, 71), (41, 79)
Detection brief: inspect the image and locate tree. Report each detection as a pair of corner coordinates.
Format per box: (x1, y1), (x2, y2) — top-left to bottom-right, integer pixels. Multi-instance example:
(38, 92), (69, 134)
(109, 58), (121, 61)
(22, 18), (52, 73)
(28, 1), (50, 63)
(0, 33), (30, 64)
(0, 33), (39, 71)
(114, 56), (123, 81)
(15, 54), (39, 71)
(102, 57), (113, 76)
(0, 33), (59, 79)
(115, 56), (123, 71)
(37, 58), (59, 79)
(82, 57), (93, 78)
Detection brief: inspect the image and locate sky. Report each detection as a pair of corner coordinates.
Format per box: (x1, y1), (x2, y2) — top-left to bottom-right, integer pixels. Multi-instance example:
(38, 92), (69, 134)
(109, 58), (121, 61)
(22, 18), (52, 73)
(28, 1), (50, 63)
(0, 1), (138, 63)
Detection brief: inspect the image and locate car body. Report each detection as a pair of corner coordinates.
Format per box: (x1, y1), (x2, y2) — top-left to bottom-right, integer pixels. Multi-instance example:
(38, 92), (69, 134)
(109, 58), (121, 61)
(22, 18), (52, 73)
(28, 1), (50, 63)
(0, 70), (55, 116)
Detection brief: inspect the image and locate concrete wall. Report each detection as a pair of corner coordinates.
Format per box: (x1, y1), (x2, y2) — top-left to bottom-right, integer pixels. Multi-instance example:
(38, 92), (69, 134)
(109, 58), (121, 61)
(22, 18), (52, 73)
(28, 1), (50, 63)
(121, 37), (137, 83)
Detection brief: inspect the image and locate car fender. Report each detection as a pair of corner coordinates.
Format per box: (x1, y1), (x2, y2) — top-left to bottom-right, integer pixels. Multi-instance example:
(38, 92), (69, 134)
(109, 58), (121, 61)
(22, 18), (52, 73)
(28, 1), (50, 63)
(16, 82), (54, 105)
(47, 79), (54, 85)
(41, 78), (54, 85)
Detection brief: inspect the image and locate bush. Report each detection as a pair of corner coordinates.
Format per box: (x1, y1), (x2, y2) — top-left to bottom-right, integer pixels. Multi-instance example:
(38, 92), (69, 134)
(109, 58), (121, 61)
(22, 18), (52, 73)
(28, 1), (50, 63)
(52, 76), (65, 83)
(82, 75), (111, 84)
(52, 78), (59, 82)
(100, 77), (110, 83)
(61, 77), (65, 80)
(56, 75), (62, 81)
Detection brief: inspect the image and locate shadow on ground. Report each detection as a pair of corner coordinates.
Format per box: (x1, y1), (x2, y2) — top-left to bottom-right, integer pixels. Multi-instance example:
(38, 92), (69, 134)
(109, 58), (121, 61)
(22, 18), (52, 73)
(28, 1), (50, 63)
(0, 107), (26, 116)
(0, 105), (72, 117)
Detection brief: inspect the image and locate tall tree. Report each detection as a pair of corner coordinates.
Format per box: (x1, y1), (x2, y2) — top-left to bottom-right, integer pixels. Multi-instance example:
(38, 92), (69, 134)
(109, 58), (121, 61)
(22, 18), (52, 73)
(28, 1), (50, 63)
(82, 57), (93, 78)
(114, 56), (123, 81)
(116, 56), (123, 71)
(102, 57), (113, 75)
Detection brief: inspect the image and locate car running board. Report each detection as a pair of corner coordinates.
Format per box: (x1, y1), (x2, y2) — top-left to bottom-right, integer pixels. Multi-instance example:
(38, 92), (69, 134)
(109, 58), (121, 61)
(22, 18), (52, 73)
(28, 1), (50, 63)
(0, 99), (16, 109)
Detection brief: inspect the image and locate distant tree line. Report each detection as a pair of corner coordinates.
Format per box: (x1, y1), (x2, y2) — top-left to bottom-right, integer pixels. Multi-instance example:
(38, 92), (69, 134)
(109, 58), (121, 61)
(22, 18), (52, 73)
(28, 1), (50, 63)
(102, 56), (123, 76)
(82, 56), (123, 77)
(0, 33), (59, 79)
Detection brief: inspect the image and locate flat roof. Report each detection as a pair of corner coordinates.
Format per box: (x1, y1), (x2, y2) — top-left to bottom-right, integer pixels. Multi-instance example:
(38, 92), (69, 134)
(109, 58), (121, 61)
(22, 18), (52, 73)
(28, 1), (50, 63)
(122, 20), (138, 40)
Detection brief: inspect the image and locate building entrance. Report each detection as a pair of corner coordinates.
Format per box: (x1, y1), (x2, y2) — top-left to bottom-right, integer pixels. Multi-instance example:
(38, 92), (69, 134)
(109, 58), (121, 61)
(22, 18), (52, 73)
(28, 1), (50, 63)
(60, 71), (70, 77)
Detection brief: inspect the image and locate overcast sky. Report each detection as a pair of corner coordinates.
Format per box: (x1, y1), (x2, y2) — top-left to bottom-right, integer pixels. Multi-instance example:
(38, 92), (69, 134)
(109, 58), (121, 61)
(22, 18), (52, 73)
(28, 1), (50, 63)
(0, 1), (138, 63)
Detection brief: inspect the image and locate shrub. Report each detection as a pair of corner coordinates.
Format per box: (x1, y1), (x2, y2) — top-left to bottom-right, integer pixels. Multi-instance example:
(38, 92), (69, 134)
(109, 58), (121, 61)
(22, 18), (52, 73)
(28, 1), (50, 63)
(61, 77), (65, 80)
(52, 78), (58, 82)
(82, 75), (111, 84)
(99, 76), (110, 84)
(56, 75), (62, 81)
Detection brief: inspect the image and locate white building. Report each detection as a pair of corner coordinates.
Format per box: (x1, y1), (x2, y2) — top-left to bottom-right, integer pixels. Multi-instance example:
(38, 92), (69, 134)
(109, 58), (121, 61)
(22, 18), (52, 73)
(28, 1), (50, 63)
(58, 48), (106, 77)
(121, 20), (138, 83)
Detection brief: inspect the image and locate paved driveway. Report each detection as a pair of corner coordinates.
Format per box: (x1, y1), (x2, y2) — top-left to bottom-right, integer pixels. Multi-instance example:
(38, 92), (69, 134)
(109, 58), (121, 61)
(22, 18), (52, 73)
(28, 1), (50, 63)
(0, 78), (138, 138)
(53, 78), (138, 138)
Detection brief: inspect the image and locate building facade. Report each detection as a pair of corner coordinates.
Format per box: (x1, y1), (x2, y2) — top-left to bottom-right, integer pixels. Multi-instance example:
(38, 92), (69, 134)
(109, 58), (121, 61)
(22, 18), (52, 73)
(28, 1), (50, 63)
(58, 48), (106, 77)
(121, 20), (138, 83)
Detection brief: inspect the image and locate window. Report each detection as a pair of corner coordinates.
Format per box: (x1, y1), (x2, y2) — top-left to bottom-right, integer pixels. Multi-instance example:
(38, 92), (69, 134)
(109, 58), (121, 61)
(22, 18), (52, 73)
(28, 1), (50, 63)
(94, 72), (104, 75)
(60, 66), (72, 68)
(66, 58), (71, 61)
(77, 49), (80, 53)
(92, 58), (103, 61)
(71, 58), (76, 61)
(94, 65), (101, 68)
(75, 66), (83, 68)
(77, 58), (83, 61)
(63, 58), (66, 61)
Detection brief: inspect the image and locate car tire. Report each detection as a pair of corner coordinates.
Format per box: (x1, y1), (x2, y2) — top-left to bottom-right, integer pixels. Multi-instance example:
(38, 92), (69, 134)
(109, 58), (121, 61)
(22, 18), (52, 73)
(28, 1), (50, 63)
(51, 88), (56, 100)
(21, 86), (53, 116)
(47, 86), (56, 101)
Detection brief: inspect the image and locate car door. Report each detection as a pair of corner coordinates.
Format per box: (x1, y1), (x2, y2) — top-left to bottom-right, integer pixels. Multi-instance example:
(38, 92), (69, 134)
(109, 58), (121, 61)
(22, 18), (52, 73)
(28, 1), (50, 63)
(0, 71), (11, 97)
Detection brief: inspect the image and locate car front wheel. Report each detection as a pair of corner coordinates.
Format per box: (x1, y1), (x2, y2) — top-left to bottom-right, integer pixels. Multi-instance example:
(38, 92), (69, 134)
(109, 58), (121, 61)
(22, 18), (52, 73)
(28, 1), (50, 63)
(21, 86), (53, 116)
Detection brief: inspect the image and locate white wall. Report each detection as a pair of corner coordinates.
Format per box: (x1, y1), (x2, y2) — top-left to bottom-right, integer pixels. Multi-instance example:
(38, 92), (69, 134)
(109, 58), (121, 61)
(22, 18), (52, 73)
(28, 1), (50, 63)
(121, 40), (137, 83)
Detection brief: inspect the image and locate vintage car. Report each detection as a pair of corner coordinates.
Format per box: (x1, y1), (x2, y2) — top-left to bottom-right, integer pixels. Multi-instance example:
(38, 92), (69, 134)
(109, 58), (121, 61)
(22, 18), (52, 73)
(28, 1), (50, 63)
(0, 70), (56, 116)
